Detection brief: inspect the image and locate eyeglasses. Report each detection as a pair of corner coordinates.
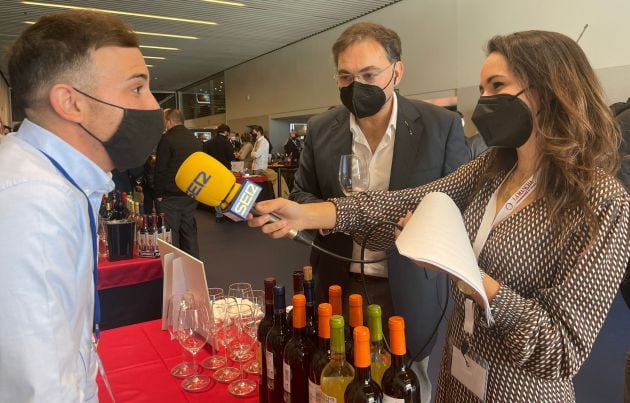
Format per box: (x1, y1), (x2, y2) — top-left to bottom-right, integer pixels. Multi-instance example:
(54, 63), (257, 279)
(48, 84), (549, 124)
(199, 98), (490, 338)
(334, 61), (397, 87)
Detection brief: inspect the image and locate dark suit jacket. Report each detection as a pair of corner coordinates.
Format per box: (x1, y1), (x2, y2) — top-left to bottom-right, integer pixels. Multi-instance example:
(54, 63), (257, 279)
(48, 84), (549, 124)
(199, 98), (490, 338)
(204, 134), (234, 169)
(154, 125), (202, 198)
(290, 95), (470, 359)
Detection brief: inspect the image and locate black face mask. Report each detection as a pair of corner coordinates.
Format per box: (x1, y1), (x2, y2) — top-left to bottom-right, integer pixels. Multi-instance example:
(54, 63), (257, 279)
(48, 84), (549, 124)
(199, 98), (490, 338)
(74, 87), (164, 171)
(339, 66), (396, 119)
(471, 88), (533, 149)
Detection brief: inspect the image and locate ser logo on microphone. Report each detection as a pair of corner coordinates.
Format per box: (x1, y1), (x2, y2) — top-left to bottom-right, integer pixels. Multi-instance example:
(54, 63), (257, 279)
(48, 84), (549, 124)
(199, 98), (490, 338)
(185, 171), (211, 199)
(225, 180), (262, 221)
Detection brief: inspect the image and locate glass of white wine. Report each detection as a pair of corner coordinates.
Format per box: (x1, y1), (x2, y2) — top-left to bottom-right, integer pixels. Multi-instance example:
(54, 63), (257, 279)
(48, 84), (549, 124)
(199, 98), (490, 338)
(338, 154), (369, 196)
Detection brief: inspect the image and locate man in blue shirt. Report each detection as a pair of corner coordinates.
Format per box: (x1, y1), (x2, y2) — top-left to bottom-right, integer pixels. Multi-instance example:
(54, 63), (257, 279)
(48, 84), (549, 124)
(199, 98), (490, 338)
(0, 11), (163, 401)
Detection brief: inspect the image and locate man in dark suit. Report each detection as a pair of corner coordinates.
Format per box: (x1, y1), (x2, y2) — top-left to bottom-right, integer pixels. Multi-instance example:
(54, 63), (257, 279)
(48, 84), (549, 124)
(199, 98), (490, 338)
(155, 108), (202, 257)
(290, 22), (469, 401)
(204, 123), (235, 222)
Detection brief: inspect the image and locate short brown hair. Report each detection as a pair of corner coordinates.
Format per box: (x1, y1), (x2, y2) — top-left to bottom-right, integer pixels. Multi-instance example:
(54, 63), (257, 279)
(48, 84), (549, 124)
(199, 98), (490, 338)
(164, 108), (184, 124)
(8, 10), (138, 113)
(332, 22), (401, 65)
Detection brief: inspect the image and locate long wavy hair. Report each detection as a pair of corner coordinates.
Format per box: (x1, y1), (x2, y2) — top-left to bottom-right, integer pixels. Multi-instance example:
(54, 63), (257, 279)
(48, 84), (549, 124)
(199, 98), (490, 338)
(481, 30), (620, 237)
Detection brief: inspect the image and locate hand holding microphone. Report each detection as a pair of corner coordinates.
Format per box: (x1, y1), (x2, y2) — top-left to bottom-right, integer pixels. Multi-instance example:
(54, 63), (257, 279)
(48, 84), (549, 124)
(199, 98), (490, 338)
(175, 152), (316, 245)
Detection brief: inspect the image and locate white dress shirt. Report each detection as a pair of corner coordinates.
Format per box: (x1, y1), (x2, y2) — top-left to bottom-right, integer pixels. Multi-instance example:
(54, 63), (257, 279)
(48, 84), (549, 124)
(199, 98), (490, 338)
(348, 93), (398, 277)
(0, 119), (113, 402)
(250, 135), (270, 171)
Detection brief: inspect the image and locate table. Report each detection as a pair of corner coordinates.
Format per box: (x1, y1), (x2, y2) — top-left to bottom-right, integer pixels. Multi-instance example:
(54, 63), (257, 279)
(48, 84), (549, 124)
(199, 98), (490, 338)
(268, 164), (297, 198)
(98, 257), (164, 330)
(97, 319), (259, 403)
(235, 173), (275, 201)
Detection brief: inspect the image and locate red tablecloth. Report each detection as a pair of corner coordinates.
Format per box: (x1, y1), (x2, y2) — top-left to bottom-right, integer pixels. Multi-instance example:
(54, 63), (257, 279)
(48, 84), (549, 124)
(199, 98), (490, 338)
(98, 257), (163, 291)
(97, 319), (259, 403)
(235, 174), (269, 183)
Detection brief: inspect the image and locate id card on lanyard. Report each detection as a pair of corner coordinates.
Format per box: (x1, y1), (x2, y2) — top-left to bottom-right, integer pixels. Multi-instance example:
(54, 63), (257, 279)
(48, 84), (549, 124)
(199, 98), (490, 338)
(451, 167), (537, 400)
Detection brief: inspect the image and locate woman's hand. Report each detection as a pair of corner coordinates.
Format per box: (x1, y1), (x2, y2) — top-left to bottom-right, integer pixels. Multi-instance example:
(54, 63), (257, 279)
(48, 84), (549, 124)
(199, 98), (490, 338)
(247, 199), (337, 239)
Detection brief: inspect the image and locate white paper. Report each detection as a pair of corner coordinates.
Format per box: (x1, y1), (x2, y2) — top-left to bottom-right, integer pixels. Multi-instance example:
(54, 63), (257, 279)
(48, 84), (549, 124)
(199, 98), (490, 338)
(395, 192), (493, 324)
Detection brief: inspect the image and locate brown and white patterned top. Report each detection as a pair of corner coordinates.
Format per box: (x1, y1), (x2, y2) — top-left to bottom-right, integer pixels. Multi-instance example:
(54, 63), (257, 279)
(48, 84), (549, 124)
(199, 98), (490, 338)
(331, 153), (629, 402)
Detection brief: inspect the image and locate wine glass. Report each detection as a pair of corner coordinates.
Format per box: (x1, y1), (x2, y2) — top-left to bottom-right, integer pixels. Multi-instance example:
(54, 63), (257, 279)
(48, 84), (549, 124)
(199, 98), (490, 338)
(338, 154), (370, 196)
(177, 304), (214, 392)
(201, 287), (227, 370)
(212, 298), (241, 383)
(228, 282), (253, 303)
(227, 301), (260, 396)
(243, 290), (265, 375)
(166, 292), (199, 379)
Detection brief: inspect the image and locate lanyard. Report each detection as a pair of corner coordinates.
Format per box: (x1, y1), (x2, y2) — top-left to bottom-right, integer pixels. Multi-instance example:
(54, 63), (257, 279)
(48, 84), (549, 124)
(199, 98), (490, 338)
(41, 152), (101, 342)
(472, 168), (537, 259)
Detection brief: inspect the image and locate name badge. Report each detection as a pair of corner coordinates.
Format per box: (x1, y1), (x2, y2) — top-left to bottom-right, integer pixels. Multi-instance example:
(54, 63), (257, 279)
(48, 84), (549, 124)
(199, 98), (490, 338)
(451, 345), (488, 402)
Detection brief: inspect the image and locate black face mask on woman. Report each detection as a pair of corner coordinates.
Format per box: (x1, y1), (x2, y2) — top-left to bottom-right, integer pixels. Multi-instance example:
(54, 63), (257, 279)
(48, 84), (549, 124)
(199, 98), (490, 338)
(74, 87), (164, 171)
(339, 66), (396, 119)
(471, 88), (533, 149)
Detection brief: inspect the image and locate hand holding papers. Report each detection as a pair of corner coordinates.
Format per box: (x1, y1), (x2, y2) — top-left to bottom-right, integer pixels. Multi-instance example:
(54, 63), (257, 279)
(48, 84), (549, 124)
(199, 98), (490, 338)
(395, 192), (494, 325)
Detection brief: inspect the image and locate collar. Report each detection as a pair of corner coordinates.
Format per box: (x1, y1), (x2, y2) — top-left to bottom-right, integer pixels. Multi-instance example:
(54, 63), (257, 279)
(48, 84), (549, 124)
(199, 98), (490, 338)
(16, 119), (114, 196)
(349, 91), (398, 144)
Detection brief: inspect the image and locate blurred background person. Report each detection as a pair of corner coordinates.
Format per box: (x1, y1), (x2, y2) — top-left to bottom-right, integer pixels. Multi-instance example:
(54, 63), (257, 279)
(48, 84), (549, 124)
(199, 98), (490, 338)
(154, 108), (202, 257)
(204, 123), (234, 222)
(283, 129), (301, 166)
(236, 131), (254, 171)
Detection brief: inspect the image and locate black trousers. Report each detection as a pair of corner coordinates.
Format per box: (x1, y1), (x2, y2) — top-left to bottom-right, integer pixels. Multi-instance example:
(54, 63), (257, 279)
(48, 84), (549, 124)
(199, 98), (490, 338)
(158, 196), (199, 258)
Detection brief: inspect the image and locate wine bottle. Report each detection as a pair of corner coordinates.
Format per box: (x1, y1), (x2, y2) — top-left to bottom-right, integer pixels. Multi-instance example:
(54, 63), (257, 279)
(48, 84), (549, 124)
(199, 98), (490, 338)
(283, 294), (316, 403)
(287, 270), (304, 327)
(258, 277), (276, 403)
(138, 214), (148, 252)
(328, 285), (352, 364)
(150, 213), (159, 254)
(344, 326), (383, 403)
(303, 266), (317, 345)
(308, 303), (332, 403)
(320, 315), (355, 403)
(367, 305), (391, 387)
(266, 285), (292, 403)
(381, 317), (420, 403)
(347, 294), (363, 364)
(160, 212), (172, 244)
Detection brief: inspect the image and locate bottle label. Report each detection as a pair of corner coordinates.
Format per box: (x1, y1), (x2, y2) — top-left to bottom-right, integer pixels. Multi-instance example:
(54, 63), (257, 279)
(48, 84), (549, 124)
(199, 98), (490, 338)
(308, 379), (321, 403)
(266, 349), (275, 379)
(256, 341), (263, 375)
(321, 392), (336, 403)
(383, 395), (405, 403)
(283, 361), (291, 393)
(165, 229), (172, 244)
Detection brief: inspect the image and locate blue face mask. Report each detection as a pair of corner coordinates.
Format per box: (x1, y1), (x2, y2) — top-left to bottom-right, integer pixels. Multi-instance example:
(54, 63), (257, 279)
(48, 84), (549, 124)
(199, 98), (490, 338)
(74, 87), (164, 170)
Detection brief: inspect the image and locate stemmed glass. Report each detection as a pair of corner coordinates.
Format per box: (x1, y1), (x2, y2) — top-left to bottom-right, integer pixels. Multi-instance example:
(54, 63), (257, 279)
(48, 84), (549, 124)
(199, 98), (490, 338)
(243, 290), (265, 375)
(338, 154), (370, 196)
(227, 282), (254, 362)
(201, 287), (227, 370)
(166, 292), (199, 378)
(177, 304), (214, 392)
(212, 298), (241, 383)
(227, 301), (260, 396)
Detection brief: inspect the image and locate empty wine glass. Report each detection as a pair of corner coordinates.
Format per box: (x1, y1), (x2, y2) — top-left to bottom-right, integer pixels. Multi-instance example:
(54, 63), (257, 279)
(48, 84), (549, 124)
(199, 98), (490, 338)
(177, 304), (214, 392)
(167, 292), (199, 379)
(213, 298), (241, 383)
(243, 290), (265, 375)
(201, 287), (227, 370)
(338, 154), (369, 196)
(227, 301), (259, 396)
(228, 282), (253, 303)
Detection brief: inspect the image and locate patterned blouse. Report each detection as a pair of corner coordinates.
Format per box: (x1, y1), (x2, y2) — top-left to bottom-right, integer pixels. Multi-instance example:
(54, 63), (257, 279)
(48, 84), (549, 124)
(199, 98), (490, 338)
(331, 153), (629, 402)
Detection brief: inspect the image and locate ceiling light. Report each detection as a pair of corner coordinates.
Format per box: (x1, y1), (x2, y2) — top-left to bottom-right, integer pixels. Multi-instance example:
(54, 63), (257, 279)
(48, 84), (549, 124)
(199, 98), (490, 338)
(202, 0), (246, 6)
(21, 1), (218, 25)
(140, 45), (180, 51)
(146, 64), (154, 68)
(135, 31), (198, 40)
(24, 21), (36, 24)
(144, 56), (166, 60)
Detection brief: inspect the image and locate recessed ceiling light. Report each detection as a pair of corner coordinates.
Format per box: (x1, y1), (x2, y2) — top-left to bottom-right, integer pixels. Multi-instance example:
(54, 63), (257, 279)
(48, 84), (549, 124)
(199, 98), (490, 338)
(202, 0), (246, 6)
(24, 21), (36, 24)
(146, 64), (154, 68)
(21, 1), (218, 25)
(135, 31), (198, 40)
(144, 56), (166, 60)
(140, 45), (180, 51)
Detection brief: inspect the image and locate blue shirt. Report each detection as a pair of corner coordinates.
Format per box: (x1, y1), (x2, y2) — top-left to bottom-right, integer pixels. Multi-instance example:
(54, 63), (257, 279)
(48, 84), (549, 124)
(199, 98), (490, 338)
(0, 119), (113, 401)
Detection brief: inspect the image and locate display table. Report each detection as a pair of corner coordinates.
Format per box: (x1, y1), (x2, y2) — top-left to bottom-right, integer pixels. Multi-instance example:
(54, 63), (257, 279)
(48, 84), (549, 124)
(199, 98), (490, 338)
(97, 319), (258, 403)
(98, 257), (164, 330)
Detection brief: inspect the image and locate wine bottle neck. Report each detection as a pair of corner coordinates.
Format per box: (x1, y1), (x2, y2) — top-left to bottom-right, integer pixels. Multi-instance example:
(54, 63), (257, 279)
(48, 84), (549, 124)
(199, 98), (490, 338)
(318, 336), (331, 350)
(391, 353), (406, 369)
(355, 366), (372, 382)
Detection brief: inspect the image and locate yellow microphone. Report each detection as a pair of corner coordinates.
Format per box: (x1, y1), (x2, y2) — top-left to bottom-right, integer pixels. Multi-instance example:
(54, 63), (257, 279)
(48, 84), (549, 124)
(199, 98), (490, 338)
(175, 152), (314, 245)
